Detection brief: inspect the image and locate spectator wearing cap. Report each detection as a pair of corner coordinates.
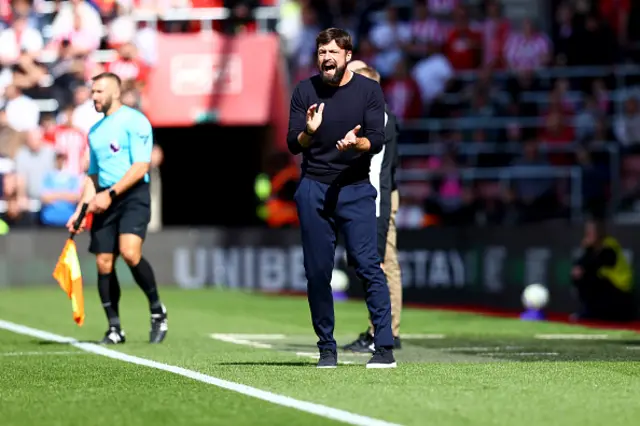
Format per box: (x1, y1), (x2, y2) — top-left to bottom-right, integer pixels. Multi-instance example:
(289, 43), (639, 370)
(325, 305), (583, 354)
(39, 147), (82, 227)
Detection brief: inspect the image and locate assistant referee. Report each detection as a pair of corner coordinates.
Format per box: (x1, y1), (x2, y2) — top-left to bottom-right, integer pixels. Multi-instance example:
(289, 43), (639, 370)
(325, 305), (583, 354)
(67, 72), (168, 345)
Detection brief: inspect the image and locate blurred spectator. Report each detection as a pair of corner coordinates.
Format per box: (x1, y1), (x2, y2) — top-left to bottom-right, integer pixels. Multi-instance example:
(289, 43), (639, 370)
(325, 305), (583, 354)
(503, 18), (551, 71)
(11, 0), (44, 32)
(598, 0), (630, 48)
(48, 38), (88, 109)
(405, 1), (444, 63)
(0, 116), (25, 159)
(50, 0), (102, 45)
(383, 57), (422, 122)
(411, 41), (453, 106)
(120, 81), (142, 109)
(396, 191), (427, 229)
(476, 0), (510, 69)
(571, 219), (636, 322)
(46, 7), (101, 57)
(368, 5), (411, 77)
(106, 42), (149, 90)
(14, 127), (53, 211)
(224, 0), (260, 34)
(70, 84), (102, 134)
(277, 0), (302, 60)
(3, 82), (39, 131)
(0, 6), (43, 66)
(107, 2), (136, 49)
(509, 139), (556, 222)
(39, 148), (81, 227)
(443, 5), (482, 70)
(552, 1), (577, 65)
(576, 147), (608, 216)
(51, 105), (88, 175)
(575, 95), (604, 143)
(614, 96), (640, 149)
(290, 5), (321, 82)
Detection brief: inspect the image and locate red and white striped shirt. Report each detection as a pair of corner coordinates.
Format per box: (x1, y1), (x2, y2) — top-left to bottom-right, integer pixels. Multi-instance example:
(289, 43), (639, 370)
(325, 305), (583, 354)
(53, 126), (88, 175)
(410, 18), (448, 46)
(503, 31), (551, 71)
(107, 57), (149, 83)
(473, 18), (511, 67)
(383, 78), (423, 121)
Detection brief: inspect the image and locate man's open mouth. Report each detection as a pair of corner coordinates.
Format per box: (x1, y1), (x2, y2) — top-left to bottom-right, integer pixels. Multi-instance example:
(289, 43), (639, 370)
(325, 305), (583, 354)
(323, 63), (336, 72)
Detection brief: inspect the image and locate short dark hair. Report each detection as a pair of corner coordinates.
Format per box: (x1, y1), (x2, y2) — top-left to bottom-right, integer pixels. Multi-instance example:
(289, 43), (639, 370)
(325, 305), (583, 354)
(92, 72), (122, 87)
(316, 28), (353, 52)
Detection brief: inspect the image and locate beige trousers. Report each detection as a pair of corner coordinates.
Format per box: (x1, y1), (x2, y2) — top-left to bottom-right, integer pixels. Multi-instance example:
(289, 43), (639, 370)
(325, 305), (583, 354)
(368, 189), (402, 337)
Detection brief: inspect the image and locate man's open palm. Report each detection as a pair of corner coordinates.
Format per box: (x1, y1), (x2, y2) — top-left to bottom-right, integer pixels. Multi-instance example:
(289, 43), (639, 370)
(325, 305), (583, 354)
(336, 124), (361, 151)
(306, 103), (324, 133)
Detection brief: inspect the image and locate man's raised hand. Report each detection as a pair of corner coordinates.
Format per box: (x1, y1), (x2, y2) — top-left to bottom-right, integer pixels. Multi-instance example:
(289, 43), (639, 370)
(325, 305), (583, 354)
(306, 103), (324, 134)
(336, 124), (361, 151)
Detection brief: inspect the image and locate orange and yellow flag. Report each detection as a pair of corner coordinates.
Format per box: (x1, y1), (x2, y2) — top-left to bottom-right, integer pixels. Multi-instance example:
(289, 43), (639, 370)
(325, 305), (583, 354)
(53, 239), (85, 326)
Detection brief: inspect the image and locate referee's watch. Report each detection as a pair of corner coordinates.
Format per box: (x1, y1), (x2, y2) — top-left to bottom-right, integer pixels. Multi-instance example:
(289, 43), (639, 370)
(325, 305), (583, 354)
(108, 188), (117, 199)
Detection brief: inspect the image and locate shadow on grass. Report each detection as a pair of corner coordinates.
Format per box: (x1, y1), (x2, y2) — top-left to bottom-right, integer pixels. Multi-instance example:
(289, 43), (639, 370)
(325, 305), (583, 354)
(36, 339), (101, 345)
(405, 336), (640, 362)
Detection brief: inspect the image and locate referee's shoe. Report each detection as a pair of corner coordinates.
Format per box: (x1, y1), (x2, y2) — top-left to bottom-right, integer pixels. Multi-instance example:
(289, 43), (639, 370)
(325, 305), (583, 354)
(150, 304), (168, 344)
(101, 326), (126, 344)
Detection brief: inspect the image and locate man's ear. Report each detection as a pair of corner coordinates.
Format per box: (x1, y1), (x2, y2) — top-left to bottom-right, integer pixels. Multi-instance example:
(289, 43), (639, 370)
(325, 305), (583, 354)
(346, 51), (352, 62)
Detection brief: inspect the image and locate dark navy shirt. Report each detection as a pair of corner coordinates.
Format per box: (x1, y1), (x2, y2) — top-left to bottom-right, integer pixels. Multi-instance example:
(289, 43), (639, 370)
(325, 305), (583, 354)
(286, 72), (386, 186)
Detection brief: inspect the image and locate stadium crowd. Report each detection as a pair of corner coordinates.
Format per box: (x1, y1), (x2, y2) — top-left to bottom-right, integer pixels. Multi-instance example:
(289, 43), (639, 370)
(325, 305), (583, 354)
(0, 0), (174, 230)
(1, 0), (640, 230)
(282, 0), (640, 227)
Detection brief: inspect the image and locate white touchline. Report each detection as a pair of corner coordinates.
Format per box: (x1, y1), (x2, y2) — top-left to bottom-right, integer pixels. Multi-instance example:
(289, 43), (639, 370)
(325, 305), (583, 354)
(1, 351), (84, 356)
(210, 334), (274, 349)
(535, 334), (610, 340)
(0, 320), (402, 426)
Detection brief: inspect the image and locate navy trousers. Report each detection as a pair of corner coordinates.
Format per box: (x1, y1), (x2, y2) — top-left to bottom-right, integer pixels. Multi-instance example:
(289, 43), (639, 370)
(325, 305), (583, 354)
(294, 177), (394, 352)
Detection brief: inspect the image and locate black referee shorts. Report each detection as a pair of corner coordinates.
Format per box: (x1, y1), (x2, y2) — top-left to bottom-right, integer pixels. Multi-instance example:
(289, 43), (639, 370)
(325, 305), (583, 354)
(89, 182), (151, 254)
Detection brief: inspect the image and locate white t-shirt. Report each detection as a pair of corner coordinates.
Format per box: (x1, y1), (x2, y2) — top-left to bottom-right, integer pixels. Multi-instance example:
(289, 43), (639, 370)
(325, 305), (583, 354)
(5, 95), (40, 131)
(0, 27), (43, 64)
(412, 54), (454, 103)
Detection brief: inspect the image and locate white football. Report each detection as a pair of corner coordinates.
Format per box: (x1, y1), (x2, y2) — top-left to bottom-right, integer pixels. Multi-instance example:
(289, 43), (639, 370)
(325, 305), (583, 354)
(330, 269), (349, 291)
(521, 283), (549, 310)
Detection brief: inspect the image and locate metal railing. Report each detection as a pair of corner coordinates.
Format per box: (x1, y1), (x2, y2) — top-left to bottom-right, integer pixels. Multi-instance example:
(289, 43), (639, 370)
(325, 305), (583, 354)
(408, 64), (640, 130)
(396, 165), (584, 222)
(397, 142), (621, 221)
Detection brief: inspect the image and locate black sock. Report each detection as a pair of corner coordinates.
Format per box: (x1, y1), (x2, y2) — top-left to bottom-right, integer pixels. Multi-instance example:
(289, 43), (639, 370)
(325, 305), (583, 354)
(98, 273), (120, 328)
(109, 270), (121, 317)
(129, 257), (162, 314)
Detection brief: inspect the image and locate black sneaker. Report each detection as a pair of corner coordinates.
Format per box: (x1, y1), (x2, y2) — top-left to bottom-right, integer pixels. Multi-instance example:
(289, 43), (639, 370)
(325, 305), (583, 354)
(317, 350), (338, 369)
(394, 336), (402, 349)
(366, 347), (397, 369)
(100, 326), (125, 344)
(150, 304), (168, 344)
(343, 331), (374, 353)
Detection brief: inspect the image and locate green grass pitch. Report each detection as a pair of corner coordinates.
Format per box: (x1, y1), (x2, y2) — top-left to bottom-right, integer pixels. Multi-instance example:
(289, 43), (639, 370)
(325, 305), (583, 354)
(0, 287), (639, 426)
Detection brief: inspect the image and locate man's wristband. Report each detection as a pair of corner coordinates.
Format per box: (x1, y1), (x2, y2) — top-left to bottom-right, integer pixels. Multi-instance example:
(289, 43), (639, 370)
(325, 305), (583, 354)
(303, 126), (315, 137)
(108, 188), (117, 199)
